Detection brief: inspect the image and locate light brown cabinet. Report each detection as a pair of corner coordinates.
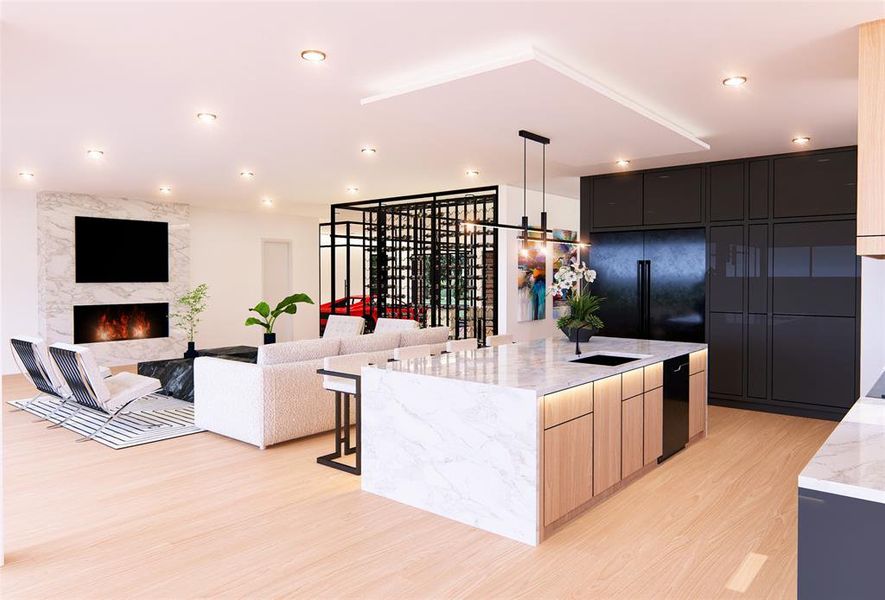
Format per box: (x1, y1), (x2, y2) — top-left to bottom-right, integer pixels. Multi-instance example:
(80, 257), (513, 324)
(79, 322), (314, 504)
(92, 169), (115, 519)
(858, 19), (885, 256)
(644, 362), (663, 391)
(689, 349), (707, 375)
(544, 383), (593, 429)
(621, 394), (644, 479)
(622, 368), (644, 400)
(593, 374), (622, 495)
(643, 387), (663, 465)
(543, 413), (593, 526)
(689, 371), (707, 439)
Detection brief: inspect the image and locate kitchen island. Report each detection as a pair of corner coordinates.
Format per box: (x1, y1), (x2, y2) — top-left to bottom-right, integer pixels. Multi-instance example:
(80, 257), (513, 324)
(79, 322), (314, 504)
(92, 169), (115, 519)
(360, 336), (708, 545)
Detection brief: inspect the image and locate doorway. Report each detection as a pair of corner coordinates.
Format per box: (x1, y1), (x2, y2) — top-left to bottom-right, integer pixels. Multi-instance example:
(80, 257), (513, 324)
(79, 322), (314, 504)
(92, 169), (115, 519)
(262, 239), (293, 342)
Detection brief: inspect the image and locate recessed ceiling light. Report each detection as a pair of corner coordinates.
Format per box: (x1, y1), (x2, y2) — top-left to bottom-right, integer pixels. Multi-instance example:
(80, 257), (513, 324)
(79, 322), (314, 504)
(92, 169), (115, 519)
(722, 76), (748, 87)
(159, 185), (172, 194)
(792, 136), (811, 145)
(346, 186), (359, 193)
(466, 169), (480, 177)
(196, 112), (217, 123)
(18, 170), (35, 181)
(301, 49), (326, 62)
(86, 149), (104, 160)
(616, 159), (630, 167)
(240, 170), (255, 179)
(361, 147), (377, 155)
(262, 196), (273, 207)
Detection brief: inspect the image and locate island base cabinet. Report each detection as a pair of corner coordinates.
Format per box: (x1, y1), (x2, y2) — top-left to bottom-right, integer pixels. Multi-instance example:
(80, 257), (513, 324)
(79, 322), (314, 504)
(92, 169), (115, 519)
(543, 414), (593, 526)
(643, 387), (663, 465)
(622, 395), (644, 478)
(593, 375), (622, 495)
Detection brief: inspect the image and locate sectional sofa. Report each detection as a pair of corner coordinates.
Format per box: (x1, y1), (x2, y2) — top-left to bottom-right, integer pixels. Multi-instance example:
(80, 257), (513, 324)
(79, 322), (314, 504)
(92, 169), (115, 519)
(193, 326), (449, 448)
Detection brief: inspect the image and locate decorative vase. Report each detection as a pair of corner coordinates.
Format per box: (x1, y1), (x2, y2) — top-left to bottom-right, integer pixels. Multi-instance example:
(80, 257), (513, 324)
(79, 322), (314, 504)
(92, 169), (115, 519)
(264, 332), (276, 345)
(559, 325), (598, 343)
(183, 341), (198, 359)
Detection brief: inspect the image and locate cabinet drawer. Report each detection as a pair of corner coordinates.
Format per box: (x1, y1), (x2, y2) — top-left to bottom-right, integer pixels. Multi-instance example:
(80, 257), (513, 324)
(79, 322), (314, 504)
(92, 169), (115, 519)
(689, 371), (707, 438)
(689, 349), (707, 375)
(544, 383), (593, 429)
(644, 362), (663, 391)
(622, 368), (644, 400)
(544, 414), (593, 526)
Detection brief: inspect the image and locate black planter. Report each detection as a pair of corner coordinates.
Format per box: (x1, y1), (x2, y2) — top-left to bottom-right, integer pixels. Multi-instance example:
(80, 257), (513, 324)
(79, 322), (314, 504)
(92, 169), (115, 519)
(183, 341), (199, 359)
(264, 332), (276, 345)
(559, 325), (598, 343)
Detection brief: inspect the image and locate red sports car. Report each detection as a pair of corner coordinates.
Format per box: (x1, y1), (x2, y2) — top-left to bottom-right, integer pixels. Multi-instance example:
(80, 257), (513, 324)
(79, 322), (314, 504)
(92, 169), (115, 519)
(319, 296), (425, 333)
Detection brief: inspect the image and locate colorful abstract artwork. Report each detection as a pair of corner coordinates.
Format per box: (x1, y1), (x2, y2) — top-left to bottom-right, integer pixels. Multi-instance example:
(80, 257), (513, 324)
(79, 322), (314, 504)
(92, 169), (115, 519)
(517, 233), (547, 322)
(551, 229), (578, 320)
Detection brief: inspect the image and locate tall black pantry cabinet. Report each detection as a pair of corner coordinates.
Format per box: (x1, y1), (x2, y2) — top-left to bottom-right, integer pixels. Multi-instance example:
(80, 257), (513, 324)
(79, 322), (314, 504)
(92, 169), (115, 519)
(580, 147), (859, 421)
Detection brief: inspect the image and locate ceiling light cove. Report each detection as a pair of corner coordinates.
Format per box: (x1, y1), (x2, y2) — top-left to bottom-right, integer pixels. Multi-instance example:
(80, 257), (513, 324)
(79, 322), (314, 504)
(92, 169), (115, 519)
(262, 196), (273, 207)
(722, 76), (748, 87)
(792, 136), (812, 145)
(18, 170), (35, 181)
(159, 185), (172, 194)
(301, 49), (326, 63)
(361, 147), (377, 155)
(616, 159), (630, 167)
(346, 186), (359, 193)
(466, 169), (480, 177)
(86, 149), (104, 160)
(196, 112), (217, 123)
(240, 170), (255, 179)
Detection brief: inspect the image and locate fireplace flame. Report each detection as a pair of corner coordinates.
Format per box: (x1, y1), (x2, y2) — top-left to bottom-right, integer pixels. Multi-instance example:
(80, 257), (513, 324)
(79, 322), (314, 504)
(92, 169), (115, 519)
(94, 308), (152, 341)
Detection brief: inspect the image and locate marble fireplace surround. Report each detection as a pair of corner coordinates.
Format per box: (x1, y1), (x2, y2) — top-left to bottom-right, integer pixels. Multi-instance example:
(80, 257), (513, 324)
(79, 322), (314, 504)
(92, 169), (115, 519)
(37, 191), (190, 366)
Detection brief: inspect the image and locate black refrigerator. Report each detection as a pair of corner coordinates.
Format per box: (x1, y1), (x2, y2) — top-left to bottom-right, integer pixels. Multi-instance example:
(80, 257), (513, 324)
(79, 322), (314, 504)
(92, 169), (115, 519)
(585, 228), (706, 343)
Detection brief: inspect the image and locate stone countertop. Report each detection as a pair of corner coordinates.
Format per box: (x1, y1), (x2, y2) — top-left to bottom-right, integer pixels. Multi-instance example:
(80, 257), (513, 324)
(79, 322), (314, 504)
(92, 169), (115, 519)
(799, 396), (885, 504)
(376, 335), (706, 396)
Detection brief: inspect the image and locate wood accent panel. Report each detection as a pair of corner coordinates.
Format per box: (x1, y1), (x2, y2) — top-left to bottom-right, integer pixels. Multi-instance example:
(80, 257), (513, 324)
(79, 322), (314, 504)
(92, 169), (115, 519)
(643, 387), (663, 465)
(690, 371), (708, 438)
(621, 368), (644, 400)
(593, 374), (622, 495)
(689, 349), (707, 375)
(643, 362), (663, 391)
(544, 383), (593, 429)
(543, 414), (593, 526)
(621, 395), (643, 479)
(858, 19), (885, 256)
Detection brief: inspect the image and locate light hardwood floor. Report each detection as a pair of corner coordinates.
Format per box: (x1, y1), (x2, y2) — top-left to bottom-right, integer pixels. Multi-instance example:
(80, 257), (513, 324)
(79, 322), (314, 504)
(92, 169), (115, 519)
(0, 371), (835, 599)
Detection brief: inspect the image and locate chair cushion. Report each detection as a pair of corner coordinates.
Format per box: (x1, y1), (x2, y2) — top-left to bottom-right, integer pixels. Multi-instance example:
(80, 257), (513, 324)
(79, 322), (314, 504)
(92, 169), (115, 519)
(322, 315), (365, 338)
(373, 318), (419, 335)
(103, 372), (162, 413)
(339, 332), (400, 356)
(258, 338), (341, 366)
(322, 353), (371, 394)
(51, 343), (112, 403)
(399, 326), (449, 348)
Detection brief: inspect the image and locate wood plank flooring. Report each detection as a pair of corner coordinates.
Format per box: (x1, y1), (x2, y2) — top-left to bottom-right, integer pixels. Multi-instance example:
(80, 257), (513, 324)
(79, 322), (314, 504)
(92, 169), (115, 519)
(0, 371), (835, 599)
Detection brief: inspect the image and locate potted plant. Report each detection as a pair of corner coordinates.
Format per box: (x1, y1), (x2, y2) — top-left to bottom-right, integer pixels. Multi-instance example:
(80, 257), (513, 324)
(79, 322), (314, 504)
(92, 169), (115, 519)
(245, 293), (314, 344)
(170, 283), (209, 358)
(550, 259), (605, 354)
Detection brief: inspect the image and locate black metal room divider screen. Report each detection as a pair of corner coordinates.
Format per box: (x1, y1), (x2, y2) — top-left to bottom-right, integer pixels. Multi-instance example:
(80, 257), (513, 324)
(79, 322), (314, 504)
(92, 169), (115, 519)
(319, 186), (498, 345)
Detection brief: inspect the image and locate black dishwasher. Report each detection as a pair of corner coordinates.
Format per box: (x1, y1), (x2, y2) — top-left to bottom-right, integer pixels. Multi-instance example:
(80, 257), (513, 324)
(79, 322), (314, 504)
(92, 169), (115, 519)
(661, 354), (690, 461)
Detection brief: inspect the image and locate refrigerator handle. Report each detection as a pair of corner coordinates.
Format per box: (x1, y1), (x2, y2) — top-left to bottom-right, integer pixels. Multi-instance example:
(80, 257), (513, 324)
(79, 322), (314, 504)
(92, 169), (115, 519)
(637, 260), (646, 337)
(643, 260), (652, 337)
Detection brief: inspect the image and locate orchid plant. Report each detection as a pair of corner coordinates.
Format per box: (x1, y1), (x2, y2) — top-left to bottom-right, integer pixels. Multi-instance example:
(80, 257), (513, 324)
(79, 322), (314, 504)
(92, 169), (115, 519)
(550, 258), (604, 333)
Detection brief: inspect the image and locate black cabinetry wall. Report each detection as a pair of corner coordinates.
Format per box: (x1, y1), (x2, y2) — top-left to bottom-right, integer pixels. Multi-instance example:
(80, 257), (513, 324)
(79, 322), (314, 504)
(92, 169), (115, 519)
(580, 146), (859, 420)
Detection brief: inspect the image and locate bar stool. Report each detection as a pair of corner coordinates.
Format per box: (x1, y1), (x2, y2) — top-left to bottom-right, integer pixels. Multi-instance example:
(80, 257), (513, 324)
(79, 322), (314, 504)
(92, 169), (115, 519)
(446, 338), (478, 353)
(486, 334), (515, 347)
(393, 344), (435, 361)
(317, 352), (371, 475)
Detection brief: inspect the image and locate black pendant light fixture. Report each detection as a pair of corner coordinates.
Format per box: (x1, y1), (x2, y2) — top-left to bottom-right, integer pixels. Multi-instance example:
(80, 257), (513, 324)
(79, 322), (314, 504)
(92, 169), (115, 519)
(518, 129), (551, 250)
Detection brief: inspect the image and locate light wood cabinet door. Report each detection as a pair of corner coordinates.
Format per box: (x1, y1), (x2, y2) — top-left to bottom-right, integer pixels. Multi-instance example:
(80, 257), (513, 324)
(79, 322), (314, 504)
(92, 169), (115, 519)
(643, 387), (663, 465)
(644, 362), (663, 391)
(544, 383), (593, 429)
(621, 395), (643, 479)
(622, 368), (644, 400)
(593, 374), (622, 495)
(689, 349), (707, 375)
(543, 414), (593, 526)
(689, 371), (707, 438)
(858, 20), (885, 256)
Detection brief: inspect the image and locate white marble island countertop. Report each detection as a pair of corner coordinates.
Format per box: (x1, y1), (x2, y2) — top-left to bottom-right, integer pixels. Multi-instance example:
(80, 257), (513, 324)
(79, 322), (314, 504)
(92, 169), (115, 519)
(799, 396), (885, 504)
(379, 335), (707, 396)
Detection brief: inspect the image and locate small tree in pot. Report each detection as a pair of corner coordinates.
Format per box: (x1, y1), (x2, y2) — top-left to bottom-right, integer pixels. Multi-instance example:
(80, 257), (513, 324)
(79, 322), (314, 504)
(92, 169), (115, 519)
(550, 259), (604, 354)
(245, 293), (314, 344)
(170, 283), (209, 358)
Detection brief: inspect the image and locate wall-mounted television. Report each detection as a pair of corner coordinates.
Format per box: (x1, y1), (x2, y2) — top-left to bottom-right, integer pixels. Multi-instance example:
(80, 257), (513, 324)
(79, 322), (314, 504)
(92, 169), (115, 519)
(75, 216), (169, 283)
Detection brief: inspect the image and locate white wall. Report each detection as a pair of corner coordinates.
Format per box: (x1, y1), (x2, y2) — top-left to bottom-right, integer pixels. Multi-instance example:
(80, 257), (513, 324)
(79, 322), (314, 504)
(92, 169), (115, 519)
(497, 185), (581, 342)
(189, 206), (320, 349)
(861, 256), (885, 394)
(1, 189), (39, 375)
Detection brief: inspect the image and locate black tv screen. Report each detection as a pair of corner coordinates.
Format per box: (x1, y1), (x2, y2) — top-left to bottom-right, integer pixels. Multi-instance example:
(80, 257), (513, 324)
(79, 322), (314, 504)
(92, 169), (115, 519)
(75, 216), (169, 283)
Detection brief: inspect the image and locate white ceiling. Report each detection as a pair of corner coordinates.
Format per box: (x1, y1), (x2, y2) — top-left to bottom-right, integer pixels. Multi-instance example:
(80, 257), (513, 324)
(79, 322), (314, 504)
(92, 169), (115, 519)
(2, 1), (883, 216)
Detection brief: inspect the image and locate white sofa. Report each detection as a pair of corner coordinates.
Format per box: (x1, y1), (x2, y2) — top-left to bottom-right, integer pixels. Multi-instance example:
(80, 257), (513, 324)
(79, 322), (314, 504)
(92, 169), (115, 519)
(194, 326), (449, 448)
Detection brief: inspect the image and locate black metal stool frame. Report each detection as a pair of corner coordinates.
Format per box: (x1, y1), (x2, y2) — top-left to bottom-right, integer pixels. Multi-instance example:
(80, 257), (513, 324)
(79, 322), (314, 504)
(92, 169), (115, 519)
(315, 368), (361, 475)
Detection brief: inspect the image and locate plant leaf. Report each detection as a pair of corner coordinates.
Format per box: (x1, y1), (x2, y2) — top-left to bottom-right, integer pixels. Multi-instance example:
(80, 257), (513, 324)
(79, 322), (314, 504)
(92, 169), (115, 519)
(250, 301), (270, 318)
(274, 293), (314, 312)
(244, 316), (266, 328)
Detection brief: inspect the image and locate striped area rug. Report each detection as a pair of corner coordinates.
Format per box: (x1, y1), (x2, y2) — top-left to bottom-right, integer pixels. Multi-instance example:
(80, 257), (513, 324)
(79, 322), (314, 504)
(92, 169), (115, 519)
(8, 395), (204, 449)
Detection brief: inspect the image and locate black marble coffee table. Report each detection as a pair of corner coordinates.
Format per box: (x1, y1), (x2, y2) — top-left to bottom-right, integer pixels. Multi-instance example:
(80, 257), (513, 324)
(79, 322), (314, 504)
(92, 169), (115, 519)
(137, 345), (257, 403)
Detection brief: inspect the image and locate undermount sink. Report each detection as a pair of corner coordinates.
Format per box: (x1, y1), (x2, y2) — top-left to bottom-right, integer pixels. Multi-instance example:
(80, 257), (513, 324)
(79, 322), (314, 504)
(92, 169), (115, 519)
(570, 354), (644, 367)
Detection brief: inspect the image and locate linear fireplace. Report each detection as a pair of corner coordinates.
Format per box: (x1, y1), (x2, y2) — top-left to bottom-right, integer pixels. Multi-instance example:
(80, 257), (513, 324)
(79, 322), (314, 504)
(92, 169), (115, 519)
(73, 303), (169, 344)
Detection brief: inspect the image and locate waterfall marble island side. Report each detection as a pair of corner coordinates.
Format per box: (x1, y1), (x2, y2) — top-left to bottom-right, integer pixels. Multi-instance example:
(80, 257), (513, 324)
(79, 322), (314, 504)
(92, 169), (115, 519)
(360, 336), (709, 545)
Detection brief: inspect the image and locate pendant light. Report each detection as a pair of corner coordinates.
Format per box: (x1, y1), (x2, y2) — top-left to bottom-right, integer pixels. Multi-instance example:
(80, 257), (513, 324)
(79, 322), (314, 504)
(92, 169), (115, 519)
(517, 129), (551, 250)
